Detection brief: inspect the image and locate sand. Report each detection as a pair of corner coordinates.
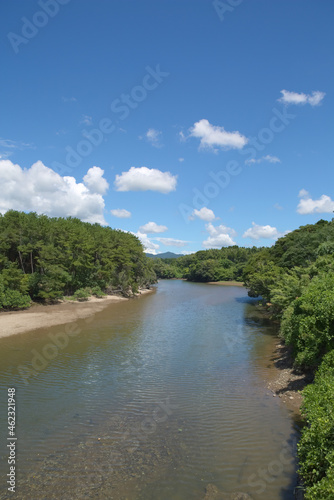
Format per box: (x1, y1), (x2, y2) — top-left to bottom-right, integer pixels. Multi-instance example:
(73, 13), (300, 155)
(207, 281), (244, 287)
(0, 289), (154, 339)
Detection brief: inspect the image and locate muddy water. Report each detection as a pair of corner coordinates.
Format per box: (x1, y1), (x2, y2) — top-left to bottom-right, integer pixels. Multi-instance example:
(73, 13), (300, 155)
(0, 281), (298, 499)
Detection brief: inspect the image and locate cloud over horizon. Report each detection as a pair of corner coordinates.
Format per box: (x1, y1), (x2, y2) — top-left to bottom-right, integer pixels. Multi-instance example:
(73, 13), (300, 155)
(0, 160), (108, 225)
(243, 222), (287, 240)
(203, 223), (237, 248)
(139, 221), (168, 234)
(110, 208), (131, 218)
(297, 190), (334, 214)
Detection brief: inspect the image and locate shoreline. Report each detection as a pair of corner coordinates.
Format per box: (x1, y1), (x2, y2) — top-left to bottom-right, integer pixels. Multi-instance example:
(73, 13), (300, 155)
(0, 288), (155, 339)
(207, 280), (244, 287)
(266, 338), (312, 415)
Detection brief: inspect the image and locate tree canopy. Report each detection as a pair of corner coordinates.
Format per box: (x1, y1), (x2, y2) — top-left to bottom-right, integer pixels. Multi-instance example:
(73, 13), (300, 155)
(0, 210), (156, 309)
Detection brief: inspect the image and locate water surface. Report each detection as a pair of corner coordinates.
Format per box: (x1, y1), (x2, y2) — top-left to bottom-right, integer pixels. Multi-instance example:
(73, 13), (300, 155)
(0, 281), (298, 499)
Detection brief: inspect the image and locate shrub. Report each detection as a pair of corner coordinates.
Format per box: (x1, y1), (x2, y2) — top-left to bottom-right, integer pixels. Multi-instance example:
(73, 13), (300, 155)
(91, 286), (106, 298)
(0, 289), (31, 309)
(298, 351), (334, 499)
(280, 273), (334, 368)
(72, 287), (91, 301)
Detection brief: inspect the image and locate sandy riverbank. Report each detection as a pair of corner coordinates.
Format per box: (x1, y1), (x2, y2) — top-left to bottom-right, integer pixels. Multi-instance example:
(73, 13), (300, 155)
(0, 288), (154, 339)
(207, 281), (244, 287)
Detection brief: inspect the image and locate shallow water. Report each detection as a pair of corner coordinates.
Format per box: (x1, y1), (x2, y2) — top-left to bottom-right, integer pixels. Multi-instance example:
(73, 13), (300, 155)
(0, 281), (298, 499)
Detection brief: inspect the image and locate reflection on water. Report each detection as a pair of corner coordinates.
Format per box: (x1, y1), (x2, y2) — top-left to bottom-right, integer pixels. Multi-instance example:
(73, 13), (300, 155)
(0, 281), (298, 499)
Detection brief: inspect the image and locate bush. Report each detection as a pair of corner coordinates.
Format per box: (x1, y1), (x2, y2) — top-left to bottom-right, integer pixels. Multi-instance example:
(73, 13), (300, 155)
(280, 273), (334, 368)
(298, 351), (334, 499)
(0, 289), (31, 309)
(0, 274), (31, 310)
(72, 287), (91, 301)
(91, 286), (106, 298)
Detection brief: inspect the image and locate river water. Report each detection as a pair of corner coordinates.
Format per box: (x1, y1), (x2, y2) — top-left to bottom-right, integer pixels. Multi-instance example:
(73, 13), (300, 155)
(0, 280), (299, 499)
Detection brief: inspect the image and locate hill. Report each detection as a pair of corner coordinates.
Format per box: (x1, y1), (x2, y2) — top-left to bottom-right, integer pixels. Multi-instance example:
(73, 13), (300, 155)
(146, 252), (184, 259)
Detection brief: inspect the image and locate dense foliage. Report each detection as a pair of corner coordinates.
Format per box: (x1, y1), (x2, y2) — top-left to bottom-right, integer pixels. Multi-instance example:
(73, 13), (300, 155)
(242, 218), (334, 497)
(298, 351), (334, 499)
(152, 246), (260, 282)
(0, 210), (156, 309)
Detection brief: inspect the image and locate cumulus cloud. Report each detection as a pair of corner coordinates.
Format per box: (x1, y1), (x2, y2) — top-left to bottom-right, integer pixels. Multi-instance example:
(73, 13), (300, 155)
(243, 222), (286, 240)
(155, 237), (188, 247)
(189, 119), (248, 151)
(114, 166), (177, 193)
(110, 208), (131, 218)
(191, 207), (217, 222)
(83, 166), (109, 194)
(245, 155), (281, 165)
(203, 223), (237, 248)
(278, 90), (325, 106)
(134, 232), (160, 254)
(145, 128), (162, 148)
(0, 160), (108, 225)
(139, 221), (168, 234)
(297, 190), (334, 214)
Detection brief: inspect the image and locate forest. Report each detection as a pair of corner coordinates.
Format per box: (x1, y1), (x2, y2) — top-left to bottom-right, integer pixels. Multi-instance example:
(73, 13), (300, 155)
(242, 218), (334, 499)
(0, 210), (156, 309)
(151, 246), (261, 282)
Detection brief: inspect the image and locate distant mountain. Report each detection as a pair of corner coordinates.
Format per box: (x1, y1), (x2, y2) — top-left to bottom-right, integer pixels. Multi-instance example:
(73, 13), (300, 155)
(146, 251), (184, 259)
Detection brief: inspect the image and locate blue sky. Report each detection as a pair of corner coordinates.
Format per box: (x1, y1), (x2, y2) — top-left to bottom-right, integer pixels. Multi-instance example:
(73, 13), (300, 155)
(1, 0), (333, 254)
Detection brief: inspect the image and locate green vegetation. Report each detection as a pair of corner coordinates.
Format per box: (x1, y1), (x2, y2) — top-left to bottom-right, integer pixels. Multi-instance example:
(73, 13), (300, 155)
(0, 210), (156, 310)
(298, 351), (334, 499)
(152, 246), (260, 282)
(242, 218), (334, 497)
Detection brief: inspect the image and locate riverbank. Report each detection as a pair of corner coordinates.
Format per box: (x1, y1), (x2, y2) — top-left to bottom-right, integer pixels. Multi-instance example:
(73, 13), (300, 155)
(207, 281), (244, 287)
(0, 288), (154, 339)
(267, 339), (313, 415)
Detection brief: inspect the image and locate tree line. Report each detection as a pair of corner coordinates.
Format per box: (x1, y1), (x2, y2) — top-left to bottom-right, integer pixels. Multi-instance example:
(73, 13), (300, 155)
(242, 218), (334, 499)
(0, 210), (156, 309)
(151, 246), (261, 282)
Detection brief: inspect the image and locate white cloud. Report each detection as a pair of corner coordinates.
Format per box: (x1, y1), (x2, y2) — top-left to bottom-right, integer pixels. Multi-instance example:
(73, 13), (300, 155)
(0, 138), (34, 161)
(191, 207), (217, 222)
(189, 119), (248, 151)
(278, 90), (325, 106)
(62, 96), (77, 103)
(0, 160), (108, 225)
(274, 203), (283, 210)
(80, 115), (93, 125)
(134, 232), (160, 254)
(83, 166), (109, 194)
(114, 166), (177, 193)
(299, 188), (309, 198)
(139, 221), (168, 234)
(246, 155), (281, 165)
(145, 128), (162, 148)
(155, 237), (188, 247)
(178, 157), (184, 162)
(110, 208), (131, 218)
(243, 222), (285, 240)
(297, 190), (334, 214)
(203, 223), (237, 248)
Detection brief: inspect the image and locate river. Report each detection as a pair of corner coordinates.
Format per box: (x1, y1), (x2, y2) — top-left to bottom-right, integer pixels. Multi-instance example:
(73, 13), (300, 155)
(0, 280), (299, 499)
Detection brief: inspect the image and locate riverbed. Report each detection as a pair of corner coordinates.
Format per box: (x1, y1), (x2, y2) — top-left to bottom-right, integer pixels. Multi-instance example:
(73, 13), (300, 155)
(0, 280), (299, 499)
